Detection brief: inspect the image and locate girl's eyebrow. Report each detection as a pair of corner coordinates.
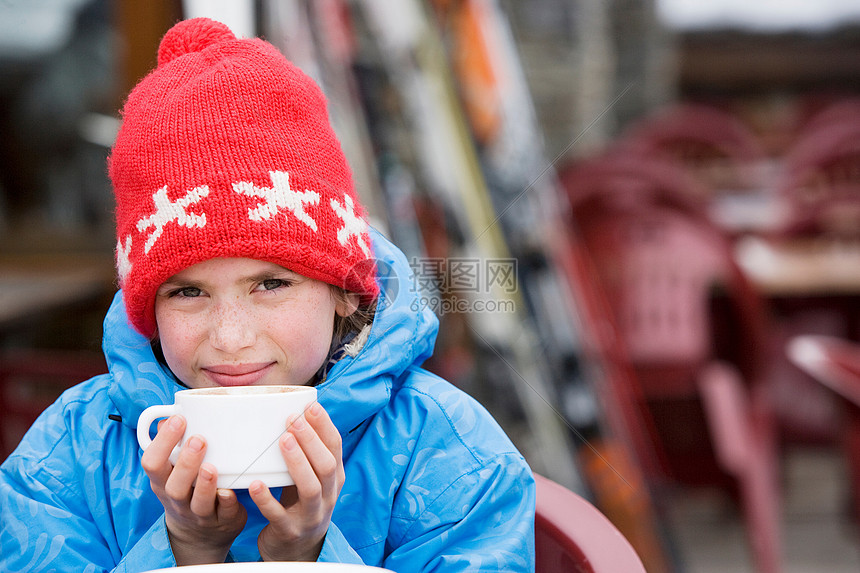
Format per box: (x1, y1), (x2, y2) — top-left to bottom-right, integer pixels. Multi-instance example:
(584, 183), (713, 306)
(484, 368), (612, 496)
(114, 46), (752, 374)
(243, 268), (302, 285)
(157, 277), (205, 293)
(160, 272), (203, 286)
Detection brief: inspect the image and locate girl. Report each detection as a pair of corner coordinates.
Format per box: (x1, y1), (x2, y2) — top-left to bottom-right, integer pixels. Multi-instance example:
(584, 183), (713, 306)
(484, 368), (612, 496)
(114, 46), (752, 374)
(0, 17), (534, 571)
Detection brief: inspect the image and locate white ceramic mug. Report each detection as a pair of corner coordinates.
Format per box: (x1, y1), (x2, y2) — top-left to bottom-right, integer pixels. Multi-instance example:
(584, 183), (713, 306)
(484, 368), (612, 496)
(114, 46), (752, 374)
(137, 385), (317, 489)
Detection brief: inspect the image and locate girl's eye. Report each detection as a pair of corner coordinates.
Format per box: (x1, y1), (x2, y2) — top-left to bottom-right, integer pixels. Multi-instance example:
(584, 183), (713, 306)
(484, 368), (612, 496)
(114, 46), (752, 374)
(172, 287), (202, 298)
(260, 278), (291, 291)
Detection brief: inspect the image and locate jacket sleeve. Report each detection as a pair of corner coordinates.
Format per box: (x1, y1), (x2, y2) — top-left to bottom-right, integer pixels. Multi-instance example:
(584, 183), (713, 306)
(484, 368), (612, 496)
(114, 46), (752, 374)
(112, 517), (176, 572)
(0, 452), (176, 573)
(384, 454), (536, 572)
(316, 522), (366, 564)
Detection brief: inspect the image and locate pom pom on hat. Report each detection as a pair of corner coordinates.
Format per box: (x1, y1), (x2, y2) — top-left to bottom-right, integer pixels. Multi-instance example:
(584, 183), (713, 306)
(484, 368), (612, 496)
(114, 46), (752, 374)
(110, 18), (379, 337)
(157, 17), (236, 66)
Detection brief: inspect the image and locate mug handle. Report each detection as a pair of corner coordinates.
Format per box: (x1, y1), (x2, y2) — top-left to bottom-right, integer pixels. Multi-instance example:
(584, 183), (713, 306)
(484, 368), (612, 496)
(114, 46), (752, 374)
(137, 404), (178, 451)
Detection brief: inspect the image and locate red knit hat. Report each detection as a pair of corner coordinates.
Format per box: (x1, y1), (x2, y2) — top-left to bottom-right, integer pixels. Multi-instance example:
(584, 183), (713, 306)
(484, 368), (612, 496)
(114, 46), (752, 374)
(110, 18), (378, 337)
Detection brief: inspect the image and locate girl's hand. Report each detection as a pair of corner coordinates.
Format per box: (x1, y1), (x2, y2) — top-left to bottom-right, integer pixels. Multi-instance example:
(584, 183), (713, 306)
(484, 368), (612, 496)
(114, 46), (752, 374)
(140, 415), (248, 565)
(250, 402), (345, 562)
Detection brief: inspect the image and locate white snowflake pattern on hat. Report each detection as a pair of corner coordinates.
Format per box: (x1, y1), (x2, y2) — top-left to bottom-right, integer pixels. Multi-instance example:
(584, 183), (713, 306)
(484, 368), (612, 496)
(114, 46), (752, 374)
(116, 235), (133, 282)
(233, 170), (320, 230)
(331, 193), (371, 257)
(136, 185), (210, 253)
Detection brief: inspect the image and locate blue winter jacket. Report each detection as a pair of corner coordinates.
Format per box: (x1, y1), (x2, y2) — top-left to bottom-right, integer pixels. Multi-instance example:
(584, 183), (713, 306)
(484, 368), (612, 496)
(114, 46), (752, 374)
(0, 229), (535, 571)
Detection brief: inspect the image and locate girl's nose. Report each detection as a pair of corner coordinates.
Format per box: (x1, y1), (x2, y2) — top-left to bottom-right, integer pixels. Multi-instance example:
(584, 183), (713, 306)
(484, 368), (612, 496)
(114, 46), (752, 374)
(209, 301), (256, 352)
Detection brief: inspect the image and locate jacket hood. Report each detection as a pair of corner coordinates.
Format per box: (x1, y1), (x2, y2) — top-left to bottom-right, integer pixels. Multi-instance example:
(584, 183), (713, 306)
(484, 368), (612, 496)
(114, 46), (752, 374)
(105, 227), (439, 439)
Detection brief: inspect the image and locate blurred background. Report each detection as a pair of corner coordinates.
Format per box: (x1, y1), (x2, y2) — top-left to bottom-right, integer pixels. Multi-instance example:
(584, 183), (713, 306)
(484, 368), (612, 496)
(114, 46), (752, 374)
(2, 1), (860, 571)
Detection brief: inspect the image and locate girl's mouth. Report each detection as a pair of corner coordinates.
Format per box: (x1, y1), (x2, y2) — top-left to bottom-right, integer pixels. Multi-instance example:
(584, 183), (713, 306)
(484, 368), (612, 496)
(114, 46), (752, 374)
(202, 362), (275, 386)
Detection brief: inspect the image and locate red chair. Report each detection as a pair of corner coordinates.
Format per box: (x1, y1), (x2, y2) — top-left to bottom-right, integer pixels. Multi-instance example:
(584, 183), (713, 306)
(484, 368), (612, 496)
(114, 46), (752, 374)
(560, 152), (711, 221)
(797, 98), (860, 140)
(0, 349), (106, 461)
(618, 103), (765, 196)
(778, 119), (860, 238)
(786, 335), (860, 526)
(560, 157), (782, 573)
(535, 473), (646, 573)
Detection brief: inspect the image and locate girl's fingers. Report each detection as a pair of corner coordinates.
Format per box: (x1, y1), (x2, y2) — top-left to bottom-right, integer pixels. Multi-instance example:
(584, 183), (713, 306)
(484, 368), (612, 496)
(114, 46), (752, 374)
(289, 411), (342, 496)
(248, 480), (288, 524)
(140, 415), (186, 486)
(189, 469), (246, 521)
(283, 418), (330, 501)
(163, 435), (207, 501)
(305, 403), (343, 463)
(215, 488), (244, 521)
(305, 403), (345, 491)
(279, 429), (322, 504)
(188, 463), (218, 516)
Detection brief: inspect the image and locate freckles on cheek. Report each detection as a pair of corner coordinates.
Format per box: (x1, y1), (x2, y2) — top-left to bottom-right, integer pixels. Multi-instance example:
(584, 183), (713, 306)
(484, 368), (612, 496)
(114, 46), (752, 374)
(158, 319), (196, 364)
